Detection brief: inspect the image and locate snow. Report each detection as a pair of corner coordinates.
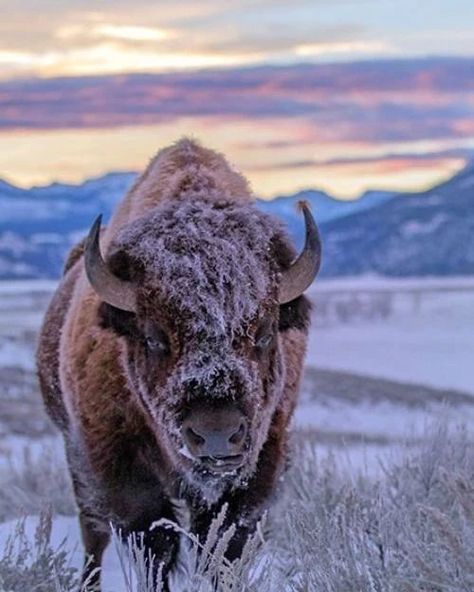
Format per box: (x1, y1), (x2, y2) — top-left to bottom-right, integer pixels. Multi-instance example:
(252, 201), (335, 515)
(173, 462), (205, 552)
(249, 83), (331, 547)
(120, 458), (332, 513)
(0, 276), (473, 586)
(307, 278), (474, 394)
(296, 396), (452, 438)
(0, 516), (125, 592)
(0, 279), (57, 294)
(311, 275), (474, 292)
(0, 435), (62, 472)
(401, 213), (447, 236)
(0, 339), (35, 370)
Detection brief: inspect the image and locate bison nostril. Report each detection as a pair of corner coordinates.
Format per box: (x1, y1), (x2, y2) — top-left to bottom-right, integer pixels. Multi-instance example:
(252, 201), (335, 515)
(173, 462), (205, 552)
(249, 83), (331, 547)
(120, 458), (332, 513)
(185, 426), (205, 448)
(183, 410), (247, 459)
(228, 421), (246, 446)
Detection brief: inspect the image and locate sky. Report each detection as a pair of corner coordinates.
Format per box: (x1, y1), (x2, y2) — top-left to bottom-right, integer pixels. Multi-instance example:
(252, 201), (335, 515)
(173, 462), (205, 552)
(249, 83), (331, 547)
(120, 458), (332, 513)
(0, 0), (473, 198)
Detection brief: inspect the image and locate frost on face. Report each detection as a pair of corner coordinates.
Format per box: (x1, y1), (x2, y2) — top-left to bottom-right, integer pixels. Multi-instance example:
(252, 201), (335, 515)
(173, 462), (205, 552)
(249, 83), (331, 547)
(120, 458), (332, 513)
(111, 195), (287, 495)
(115, 196), (282, 342)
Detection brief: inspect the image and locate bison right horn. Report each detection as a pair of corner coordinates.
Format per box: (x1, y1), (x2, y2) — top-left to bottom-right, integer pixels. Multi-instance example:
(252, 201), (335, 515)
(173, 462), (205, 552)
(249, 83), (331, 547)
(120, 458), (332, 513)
(84, 215), (137, 313)
(278, 201), (322, 304)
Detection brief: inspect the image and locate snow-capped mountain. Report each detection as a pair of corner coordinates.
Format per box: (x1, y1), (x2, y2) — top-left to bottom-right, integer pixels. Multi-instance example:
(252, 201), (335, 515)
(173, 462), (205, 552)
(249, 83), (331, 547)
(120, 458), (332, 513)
(0, 173), (136, 278)
(0, 163), (472, 279)
(320, 162), (474, 276)
(257, 188), (394, 242)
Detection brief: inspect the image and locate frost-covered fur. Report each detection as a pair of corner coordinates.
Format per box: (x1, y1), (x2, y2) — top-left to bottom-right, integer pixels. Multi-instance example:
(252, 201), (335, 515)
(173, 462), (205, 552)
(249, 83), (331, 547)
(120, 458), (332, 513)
(102, 138), (252, 249)
(112, 198), (285, 498)
(37, 138), (311, 588)
(119, 199), (276, 338)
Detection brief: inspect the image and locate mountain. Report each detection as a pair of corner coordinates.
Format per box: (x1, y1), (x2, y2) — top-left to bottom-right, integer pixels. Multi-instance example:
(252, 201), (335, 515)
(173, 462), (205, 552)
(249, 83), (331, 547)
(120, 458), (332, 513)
(258, 188), (394, 244)
(0, 164), (472, 279)
(319, 162), (474, 277)
(0, 173), (136, 278)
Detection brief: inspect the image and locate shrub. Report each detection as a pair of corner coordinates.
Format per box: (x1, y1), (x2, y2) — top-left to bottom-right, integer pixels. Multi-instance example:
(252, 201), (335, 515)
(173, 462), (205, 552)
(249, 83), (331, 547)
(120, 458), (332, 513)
(1, 424), (473, 591)
(0, 511), (80, 592)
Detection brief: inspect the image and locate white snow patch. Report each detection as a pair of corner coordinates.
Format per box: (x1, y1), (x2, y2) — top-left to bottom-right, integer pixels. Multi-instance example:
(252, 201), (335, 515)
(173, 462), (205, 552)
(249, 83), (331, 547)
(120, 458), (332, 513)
(401, 214), (447, 236)
(0, 516), (125, 592)
(307, 278), (474, 394)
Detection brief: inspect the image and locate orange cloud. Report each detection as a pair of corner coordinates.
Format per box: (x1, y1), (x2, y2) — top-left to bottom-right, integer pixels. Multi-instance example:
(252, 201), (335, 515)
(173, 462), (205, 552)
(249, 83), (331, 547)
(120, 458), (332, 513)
(0, 59), (472, 198)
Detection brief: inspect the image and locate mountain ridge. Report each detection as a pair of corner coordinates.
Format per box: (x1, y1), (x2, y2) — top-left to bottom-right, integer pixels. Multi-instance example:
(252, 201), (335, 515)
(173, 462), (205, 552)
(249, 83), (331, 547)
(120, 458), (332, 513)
(0, 163), (472, 279)
(319, 162), (474, 276)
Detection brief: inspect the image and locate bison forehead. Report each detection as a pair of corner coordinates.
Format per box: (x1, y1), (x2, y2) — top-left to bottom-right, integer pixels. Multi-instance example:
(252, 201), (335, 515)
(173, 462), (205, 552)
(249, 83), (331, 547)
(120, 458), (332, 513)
(113, 197), (281, 337)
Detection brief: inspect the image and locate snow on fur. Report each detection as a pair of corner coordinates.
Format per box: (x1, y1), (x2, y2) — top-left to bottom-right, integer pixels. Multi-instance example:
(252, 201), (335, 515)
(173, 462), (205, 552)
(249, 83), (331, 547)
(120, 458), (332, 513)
(114, 196), (280, 341)
(111, 196), (287, 497)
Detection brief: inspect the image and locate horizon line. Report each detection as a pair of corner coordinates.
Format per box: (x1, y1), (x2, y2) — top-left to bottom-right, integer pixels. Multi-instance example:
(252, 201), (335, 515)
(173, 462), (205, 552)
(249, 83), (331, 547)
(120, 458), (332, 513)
(0, 157), (470, 202)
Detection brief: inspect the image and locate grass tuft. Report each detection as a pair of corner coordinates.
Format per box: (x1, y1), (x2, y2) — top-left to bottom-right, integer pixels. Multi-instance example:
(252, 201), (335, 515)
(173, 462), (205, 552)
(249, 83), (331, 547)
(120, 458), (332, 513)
(1, 423), (473, 591)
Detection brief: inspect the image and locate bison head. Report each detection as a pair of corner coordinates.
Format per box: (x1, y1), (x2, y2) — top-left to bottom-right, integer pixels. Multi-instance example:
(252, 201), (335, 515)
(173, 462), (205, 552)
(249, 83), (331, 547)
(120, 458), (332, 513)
(85, 198), (320, 500)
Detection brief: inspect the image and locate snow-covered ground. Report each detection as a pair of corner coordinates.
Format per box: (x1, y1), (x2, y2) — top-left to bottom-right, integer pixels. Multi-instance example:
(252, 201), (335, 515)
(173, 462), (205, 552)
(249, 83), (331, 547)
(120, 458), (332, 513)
(0, 277), (473, 590)
(0, 515), (127, 591)
(308, 276), (474, 394)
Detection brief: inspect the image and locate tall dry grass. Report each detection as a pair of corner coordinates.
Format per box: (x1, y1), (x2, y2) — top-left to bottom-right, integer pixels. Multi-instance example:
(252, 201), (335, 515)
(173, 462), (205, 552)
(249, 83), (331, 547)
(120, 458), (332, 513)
(1, 423), (473, 591)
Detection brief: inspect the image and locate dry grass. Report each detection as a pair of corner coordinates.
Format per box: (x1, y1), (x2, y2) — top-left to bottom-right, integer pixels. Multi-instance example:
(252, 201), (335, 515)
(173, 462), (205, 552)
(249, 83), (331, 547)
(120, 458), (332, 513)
(1, 423), (473, 591)
(0, 445), (76, 522)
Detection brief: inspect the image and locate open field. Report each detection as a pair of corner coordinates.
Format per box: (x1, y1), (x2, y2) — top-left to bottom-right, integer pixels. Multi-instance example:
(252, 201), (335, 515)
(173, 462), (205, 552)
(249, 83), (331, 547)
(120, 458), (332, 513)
(0, 277), (473, 590)
(0, 276), (473, 454)
(308, 276), (474, 393)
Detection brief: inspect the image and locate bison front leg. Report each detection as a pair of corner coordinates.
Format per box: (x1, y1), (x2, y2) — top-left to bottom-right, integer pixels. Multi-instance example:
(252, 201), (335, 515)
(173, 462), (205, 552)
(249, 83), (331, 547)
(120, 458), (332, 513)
(191, 504), (258, 566)
(79, 513), (110, 591)
(119, 501), (180, 592)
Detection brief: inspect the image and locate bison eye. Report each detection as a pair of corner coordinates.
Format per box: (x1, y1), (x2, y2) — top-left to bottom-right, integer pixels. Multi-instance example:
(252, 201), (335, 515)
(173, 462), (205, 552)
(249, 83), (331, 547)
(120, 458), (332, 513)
(145, 331), (170, 356)
(255, 319), (274, 351)
(256, 333), (272, 350)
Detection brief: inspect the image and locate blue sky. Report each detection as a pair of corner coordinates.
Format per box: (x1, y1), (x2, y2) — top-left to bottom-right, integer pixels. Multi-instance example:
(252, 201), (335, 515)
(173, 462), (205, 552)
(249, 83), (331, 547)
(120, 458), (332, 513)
(0, 0), (473, 197)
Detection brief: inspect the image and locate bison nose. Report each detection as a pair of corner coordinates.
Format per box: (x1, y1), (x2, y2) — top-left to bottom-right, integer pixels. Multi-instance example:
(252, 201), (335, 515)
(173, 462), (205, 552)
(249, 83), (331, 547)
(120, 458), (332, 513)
(182, 407), (247, 459)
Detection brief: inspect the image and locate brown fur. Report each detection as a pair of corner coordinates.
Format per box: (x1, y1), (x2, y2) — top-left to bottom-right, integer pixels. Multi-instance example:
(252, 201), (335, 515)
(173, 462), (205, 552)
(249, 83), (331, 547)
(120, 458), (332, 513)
(102, 138), (251, 250)
(37, 138), (311, 589)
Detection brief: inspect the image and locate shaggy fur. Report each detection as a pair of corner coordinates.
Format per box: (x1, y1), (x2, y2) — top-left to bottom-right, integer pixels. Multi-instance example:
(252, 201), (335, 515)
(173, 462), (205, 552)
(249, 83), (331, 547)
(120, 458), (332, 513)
(36, 138), (313, 590)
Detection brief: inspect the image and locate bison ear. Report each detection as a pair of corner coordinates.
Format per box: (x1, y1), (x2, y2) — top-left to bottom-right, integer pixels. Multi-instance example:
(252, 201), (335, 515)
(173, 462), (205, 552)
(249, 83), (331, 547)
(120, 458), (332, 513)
(271, 233), (312, 332)
(97, 248), (143, 338)
(279, 296), (312, 332)
(98, 302), (140, 339)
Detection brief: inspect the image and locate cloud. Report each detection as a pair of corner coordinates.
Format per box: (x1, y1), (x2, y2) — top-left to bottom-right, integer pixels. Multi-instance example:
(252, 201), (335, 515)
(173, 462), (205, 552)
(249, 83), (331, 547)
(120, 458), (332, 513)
(294, 40), (393, 57)
(1, 0), (473, 81)
(0, 56), (473, 196)
(245, 147), (474, 172)
(56, 24), (175, 42)
(0, 1), (388, 79)
(0, 58), (472, 149)
(0, 43), (267, 79)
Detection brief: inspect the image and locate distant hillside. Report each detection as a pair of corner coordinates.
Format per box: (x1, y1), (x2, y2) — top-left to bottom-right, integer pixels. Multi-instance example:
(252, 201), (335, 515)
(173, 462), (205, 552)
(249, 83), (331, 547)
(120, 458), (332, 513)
(0, 164), (472, 279)
(0, 173), (136, 278)
(320, 162), (474, 277)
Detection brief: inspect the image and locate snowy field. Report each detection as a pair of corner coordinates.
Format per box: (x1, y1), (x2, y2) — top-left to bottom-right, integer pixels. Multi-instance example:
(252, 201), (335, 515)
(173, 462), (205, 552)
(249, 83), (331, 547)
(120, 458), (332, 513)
(0, 277), (473, 590)
(308, 276), (474, 393)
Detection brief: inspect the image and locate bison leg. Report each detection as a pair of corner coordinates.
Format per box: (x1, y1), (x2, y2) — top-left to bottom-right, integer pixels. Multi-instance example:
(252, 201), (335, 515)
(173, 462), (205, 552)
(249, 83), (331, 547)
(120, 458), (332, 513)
(79, 512), (109, 591)
(191, 505), (257, 562)
(120, 501), (180, 592)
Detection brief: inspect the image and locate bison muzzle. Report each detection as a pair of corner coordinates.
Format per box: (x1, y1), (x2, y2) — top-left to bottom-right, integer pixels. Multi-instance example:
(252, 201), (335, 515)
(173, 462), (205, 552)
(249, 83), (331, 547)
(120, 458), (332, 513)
(36, 138), (321, 590)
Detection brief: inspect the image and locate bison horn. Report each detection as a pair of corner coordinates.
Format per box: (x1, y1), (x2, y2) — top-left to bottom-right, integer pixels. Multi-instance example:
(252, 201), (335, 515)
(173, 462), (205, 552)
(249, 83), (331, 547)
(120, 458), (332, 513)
(278, 201), (322, 304)
(84, 215), (137, 313)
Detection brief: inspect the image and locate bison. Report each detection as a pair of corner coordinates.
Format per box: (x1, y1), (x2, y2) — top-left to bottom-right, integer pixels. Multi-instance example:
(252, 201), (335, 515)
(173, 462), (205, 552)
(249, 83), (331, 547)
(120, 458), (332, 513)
(36, 139), (321, 590)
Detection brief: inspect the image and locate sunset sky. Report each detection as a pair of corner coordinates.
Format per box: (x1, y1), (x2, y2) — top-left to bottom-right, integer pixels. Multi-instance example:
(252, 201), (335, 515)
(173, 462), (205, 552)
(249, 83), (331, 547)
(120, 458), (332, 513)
(1, 0), (473, 198)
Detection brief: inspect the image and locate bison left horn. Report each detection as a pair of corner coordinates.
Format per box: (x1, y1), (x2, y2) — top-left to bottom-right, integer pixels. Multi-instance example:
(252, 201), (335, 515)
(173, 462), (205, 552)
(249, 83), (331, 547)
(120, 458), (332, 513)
(278, 201), (322, 304)
(84, 215), (137, 313)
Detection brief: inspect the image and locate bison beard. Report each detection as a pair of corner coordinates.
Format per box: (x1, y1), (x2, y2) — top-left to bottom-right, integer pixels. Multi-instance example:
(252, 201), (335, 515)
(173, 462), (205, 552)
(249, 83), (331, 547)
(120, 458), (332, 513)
(36, 138), (320, 590)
